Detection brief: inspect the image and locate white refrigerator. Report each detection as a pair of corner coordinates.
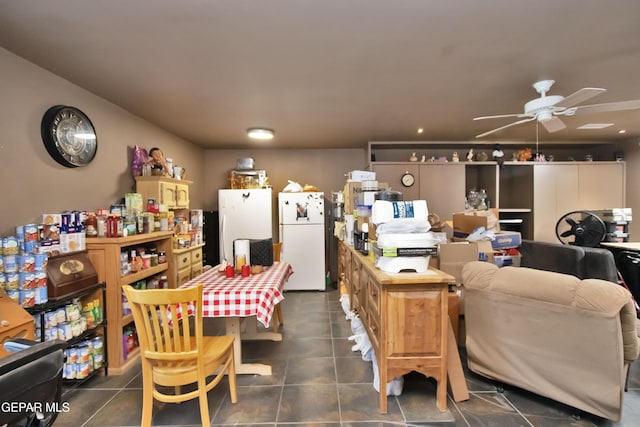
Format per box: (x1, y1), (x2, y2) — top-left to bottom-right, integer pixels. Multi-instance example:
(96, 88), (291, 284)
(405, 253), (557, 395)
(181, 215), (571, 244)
(279, 192), (326, 291)
(218, 188), (273, 264)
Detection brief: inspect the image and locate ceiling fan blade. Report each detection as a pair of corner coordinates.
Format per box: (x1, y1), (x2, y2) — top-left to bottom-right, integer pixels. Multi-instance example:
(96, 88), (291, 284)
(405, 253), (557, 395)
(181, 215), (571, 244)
(541, 116), (566, 133)
(568, 99), (640, 115)
(473, 113), (531, 121)
(475, 116), (536, 138)
(554, 88), (606, 109)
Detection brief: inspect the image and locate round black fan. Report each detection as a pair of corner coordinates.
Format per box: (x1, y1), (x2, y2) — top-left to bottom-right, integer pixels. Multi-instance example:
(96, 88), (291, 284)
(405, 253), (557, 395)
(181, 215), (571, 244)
(555, 210), (607, 247)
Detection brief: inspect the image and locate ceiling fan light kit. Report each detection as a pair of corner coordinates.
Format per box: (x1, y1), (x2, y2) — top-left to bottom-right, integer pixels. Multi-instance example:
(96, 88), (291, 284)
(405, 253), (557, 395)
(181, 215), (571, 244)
(474, 79), (640, 138)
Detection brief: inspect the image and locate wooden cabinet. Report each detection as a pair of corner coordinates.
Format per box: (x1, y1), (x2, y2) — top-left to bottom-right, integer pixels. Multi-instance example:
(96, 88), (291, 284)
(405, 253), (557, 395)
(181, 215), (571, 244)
(135, 176), (191, 209)
(532, 162), (626, 242)
(86, 231), (174, 374)
(173, 244), (204, 287)
(338, 241), (454, 413)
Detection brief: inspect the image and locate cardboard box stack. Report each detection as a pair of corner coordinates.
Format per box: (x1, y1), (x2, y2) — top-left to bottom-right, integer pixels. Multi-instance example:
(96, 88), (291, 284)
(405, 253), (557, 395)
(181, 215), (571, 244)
(439, 209), (522, 284)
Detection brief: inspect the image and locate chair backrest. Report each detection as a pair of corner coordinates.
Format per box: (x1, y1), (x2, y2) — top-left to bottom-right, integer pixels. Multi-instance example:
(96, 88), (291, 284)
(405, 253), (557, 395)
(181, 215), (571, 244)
(273, 242), (282, 262)
(122, 284), (203, 363)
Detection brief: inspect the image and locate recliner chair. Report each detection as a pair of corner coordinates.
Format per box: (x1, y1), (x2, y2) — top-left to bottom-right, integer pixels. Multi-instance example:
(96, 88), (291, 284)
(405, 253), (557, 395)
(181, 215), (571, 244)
(0, 340), (66, 427)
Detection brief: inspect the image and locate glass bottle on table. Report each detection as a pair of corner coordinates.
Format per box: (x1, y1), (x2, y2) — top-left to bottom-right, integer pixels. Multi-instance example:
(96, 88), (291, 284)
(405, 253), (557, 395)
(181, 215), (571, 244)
(235, 254), (246, 273)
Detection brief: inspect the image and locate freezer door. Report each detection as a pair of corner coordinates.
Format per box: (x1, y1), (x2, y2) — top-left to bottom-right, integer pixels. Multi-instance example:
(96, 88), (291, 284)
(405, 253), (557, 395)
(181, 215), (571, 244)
(218, 189), (273, 263)
(280, 224), (326, 291)
(279, 192), (324, 225)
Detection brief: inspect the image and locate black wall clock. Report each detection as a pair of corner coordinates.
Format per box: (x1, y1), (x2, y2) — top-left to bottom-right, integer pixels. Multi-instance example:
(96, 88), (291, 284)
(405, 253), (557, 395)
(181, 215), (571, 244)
(41, 105), (98, 168)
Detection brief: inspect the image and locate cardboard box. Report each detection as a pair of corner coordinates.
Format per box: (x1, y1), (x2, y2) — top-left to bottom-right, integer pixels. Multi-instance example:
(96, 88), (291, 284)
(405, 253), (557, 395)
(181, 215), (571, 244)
(452, 208), (500, 239)
(491, 231), (522, 250)
(493, 250), (522, 267)
(438, 241), (494, 284)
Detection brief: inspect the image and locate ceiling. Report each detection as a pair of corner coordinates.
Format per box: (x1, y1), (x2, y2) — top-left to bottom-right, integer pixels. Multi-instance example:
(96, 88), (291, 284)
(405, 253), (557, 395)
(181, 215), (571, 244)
(1, 0), (640, 149)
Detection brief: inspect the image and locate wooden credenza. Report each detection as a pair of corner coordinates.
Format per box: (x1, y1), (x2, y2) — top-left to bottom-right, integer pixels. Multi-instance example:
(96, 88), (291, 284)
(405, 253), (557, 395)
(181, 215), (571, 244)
(338, 241), (455, 413)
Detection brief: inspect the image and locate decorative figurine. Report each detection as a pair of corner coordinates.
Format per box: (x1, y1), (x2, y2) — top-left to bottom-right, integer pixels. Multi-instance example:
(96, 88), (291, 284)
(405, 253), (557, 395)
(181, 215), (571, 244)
(466, 148), (474, 162)
(409, 152), (418, 162)
(492, 143), (505, 168)
(420, 155), (426, 162)
(452, 152), (460, 162)
(477, 151), (489, 162)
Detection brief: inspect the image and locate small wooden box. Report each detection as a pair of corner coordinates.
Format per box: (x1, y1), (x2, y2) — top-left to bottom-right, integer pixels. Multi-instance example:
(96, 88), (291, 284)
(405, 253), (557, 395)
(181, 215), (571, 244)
(0, 291), (35, 358)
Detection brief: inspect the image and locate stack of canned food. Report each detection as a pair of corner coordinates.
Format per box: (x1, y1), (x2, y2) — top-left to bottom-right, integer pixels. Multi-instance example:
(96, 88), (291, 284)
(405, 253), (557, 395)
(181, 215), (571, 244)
(1, 235), (49, 307)
(34, 296), (103, 342)
(63, 336), (105, 380)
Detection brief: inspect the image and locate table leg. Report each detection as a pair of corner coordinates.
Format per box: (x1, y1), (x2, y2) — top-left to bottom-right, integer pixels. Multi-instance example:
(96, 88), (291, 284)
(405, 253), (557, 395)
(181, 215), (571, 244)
(225, 317), (280, 376)
(242, 316), (283, 341)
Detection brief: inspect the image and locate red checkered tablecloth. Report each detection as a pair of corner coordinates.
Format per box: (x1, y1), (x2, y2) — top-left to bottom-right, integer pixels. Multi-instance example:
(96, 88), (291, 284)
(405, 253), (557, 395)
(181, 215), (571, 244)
(178, 262), (293, 327)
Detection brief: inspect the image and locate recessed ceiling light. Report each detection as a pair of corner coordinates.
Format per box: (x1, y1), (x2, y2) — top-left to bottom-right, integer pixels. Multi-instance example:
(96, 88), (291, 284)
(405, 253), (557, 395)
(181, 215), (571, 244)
(417, 128), (424, 134)
(247, 128), (275, 140)
(577, 123), (614, 130)
(618, 129), (627, 134)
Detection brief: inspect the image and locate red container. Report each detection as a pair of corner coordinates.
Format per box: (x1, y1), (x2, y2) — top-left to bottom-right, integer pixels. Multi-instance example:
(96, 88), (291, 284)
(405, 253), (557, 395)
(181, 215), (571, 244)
(241, 264), (250, 277)
(225, 265), (235, 278)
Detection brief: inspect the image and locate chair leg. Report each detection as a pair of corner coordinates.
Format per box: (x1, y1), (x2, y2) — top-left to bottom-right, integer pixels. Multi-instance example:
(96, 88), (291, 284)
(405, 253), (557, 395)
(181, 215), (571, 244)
(141, 375), (154, 426)
(198, 376), (211, 427)
(229, 348), (237, 403)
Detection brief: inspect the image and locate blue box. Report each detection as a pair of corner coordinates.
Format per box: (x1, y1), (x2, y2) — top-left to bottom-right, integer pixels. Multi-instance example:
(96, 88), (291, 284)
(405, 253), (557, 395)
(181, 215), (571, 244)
(491, 231), (522, 250)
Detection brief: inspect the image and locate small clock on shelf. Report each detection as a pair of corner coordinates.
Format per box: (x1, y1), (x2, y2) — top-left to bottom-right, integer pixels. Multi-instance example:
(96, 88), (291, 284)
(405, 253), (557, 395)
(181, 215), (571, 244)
(401, 171), (415, 187)
(41, 105), (98, 168)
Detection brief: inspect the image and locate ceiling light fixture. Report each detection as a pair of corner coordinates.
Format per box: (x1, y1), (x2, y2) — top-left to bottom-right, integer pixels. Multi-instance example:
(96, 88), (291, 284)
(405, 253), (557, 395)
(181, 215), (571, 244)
(577, 123), (614, 130)
(247, 128), (275, 140)
(417, 128), (424, 134)
(618, 129), (627, 134)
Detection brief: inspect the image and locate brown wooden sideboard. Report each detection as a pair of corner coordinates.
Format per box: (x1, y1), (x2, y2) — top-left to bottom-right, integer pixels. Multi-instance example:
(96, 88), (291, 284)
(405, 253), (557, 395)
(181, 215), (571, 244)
(338, 241), (460, 413)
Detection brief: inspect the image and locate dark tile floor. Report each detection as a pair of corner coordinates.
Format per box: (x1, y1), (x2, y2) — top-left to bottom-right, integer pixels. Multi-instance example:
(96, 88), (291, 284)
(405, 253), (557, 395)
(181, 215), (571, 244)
(55, 288), (640, 426)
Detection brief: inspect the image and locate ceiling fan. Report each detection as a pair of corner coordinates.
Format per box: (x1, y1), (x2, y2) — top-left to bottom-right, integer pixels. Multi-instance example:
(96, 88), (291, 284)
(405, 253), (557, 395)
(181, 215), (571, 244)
(474, 80), (640, 138)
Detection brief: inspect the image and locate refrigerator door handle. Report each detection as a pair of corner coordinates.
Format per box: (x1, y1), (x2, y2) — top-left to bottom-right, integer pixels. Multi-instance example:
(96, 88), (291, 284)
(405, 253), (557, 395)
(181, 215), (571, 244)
(221, 213), (227, 261)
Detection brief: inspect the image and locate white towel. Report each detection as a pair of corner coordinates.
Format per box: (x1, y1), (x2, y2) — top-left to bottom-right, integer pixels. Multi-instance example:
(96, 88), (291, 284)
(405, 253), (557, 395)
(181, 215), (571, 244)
(371, 200), (429, 225)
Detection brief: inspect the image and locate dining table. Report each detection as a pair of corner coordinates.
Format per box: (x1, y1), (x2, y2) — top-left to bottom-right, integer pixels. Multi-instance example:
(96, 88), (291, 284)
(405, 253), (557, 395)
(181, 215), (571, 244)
(178, 261), (294, 375)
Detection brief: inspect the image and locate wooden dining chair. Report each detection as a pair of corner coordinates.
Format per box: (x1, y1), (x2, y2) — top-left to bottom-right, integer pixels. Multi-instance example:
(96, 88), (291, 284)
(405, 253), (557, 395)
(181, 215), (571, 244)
(272, 242), (284, 333)
(122, 284), (237, 427)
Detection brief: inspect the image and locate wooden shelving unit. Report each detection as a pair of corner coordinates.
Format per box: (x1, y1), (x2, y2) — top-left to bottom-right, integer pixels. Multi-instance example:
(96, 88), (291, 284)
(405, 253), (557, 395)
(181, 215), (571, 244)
(85, 231), (174, 375)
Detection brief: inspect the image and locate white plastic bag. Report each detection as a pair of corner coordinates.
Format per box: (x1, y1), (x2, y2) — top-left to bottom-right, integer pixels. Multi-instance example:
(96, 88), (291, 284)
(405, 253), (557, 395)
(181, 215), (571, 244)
(282, 180), (304, 192)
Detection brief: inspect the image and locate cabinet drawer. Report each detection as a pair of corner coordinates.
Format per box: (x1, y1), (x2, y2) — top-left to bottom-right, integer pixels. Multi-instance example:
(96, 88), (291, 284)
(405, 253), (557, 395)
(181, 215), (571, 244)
(176, 253), (191, 270)
(190, 248), (202, 265)
(367, 310), (380, 353)
(191, 262), (203, 278)
(367, 277), (380, 317)
(177, 268), (192, 287)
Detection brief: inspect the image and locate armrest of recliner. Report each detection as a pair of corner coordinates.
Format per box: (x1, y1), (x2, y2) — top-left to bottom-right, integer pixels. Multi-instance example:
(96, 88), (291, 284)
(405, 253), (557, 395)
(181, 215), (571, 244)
(0, 340), (66, 376)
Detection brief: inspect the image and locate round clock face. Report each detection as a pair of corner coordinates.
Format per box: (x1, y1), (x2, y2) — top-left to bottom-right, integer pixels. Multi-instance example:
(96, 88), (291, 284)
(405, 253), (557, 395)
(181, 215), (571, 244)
(41, 105), (97, 168)
(401, 172), (415, 187)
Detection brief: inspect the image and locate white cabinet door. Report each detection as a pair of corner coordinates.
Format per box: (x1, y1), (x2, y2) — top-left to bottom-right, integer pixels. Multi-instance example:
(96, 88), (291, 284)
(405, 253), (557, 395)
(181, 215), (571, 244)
(578, 163), (625, 209)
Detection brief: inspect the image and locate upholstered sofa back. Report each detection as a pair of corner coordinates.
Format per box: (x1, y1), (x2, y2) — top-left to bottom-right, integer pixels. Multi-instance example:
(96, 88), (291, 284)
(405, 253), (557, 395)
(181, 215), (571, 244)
(462, 261), (639, 420)
(519, 239), (618, 282)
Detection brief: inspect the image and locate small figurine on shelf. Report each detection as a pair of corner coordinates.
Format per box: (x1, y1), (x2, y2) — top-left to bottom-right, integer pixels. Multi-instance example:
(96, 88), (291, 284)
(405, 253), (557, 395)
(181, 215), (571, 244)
(466, 149), (474, 162)
(477, 151), (489, 161)
(452, 152), (460, 162)
(409, 152), (418, 162)
(146, 147), (172, 177)
(420, 155), (426, 162)
(492, 144), (505, 168)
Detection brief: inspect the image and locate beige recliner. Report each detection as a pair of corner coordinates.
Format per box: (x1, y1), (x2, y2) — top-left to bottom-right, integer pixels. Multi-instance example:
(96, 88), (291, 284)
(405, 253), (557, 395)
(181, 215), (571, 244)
(462, 261), (639, 421)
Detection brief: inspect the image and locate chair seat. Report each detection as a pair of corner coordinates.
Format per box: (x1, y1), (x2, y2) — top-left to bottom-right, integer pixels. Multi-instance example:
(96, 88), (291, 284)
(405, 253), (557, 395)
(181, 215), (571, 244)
(152, 336), (234, 385)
